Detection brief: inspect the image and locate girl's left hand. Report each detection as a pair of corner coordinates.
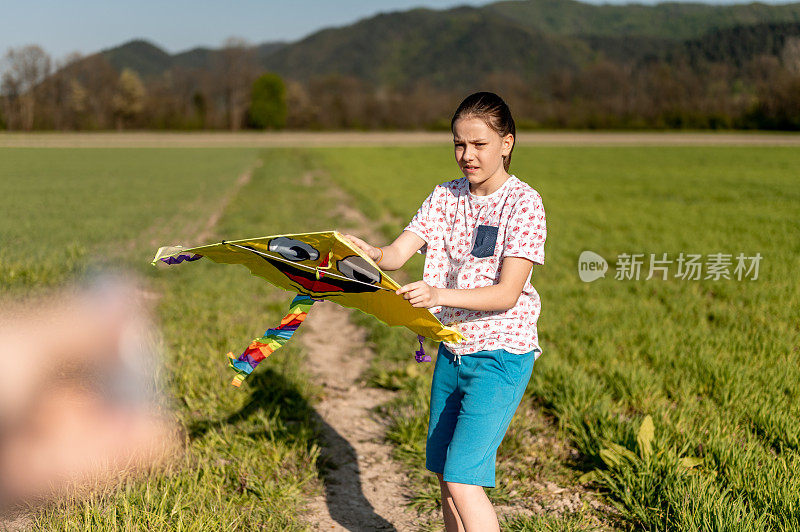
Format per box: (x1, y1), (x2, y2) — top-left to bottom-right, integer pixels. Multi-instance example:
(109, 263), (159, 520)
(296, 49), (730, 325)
(397, 281), (440, 308)
(342, 233), (380, 261)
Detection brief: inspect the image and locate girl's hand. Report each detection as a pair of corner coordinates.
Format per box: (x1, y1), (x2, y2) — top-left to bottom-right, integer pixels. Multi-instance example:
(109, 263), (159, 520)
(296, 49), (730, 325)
(343, 233), (381, 262)
(397, 281), (440, 308)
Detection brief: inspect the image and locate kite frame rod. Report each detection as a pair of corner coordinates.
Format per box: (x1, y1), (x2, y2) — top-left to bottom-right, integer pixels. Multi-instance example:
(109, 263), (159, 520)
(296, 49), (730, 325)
(224, 242), (395, 292)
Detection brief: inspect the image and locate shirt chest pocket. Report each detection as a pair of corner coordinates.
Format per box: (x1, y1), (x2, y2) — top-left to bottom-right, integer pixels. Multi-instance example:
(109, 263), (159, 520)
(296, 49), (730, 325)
(470, 225), (499, 258)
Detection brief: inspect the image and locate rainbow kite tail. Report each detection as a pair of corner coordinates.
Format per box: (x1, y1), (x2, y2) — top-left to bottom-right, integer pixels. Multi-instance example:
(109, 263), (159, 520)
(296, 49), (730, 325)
(227, 294), (317, 387)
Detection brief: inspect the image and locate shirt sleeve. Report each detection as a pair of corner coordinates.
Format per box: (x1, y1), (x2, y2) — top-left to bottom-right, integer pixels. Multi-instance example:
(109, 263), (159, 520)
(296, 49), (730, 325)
(403, 187), (438, 250)
(503, 192), (546, 265)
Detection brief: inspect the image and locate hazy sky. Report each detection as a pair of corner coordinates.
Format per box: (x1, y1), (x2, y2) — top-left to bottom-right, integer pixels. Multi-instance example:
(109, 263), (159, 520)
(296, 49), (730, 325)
(2, 0), (797, 62)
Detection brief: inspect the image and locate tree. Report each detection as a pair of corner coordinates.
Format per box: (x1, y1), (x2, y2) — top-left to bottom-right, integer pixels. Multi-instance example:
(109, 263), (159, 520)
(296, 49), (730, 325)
(781, 36), (800, 75)
(192, 91), (207, 128)
(112, 68), (145, 130)
(38, 52), (85, 130)
(247, 73), (286, 129)
(67, 54), (120, 129)
(1, 45), (51, 130)
(212, 37), (258, 131)
(68, 79), (89, 122)
(306, 75), (369, 128)
(1, 70), (21, 129)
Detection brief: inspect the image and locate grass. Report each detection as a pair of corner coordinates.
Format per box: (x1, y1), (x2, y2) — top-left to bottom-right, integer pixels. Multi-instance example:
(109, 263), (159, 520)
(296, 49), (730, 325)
(1, 148), (350, 530)
(317, 145), (800, 530)
(0, 148), (258, 292)
(2, 144), (799, 530)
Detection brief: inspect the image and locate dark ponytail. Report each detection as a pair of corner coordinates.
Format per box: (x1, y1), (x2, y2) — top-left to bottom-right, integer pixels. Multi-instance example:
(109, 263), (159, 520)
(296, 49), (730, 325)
(451, 92), (516, 171)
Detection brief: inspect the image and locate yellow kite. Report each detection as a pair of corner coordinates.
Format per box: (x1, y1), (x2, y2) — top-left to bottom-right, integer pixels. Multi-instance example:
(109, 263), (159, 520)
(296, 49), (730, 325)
(152, 231), (462, 385)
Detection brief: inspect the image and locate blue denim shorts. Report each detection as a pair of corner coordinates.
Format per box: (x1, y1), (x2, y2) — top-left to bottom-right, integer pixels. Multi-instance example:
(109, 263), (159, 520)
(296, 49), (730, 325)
(426, 343), (537, 487)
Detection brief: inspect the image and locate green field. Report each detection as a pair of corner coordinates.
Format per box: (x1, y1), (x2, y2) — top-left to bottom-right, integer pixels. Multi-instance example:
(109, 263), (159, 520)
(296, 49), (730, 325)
(320, 146), (800, 530)
(1, 144), (798, 530)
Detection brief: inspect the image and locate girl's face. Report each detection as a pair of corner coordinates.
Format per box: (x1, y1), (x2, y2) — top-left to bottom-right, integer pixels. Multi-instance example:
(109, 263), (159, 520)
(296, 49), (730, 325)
(453, 116), (513, 188)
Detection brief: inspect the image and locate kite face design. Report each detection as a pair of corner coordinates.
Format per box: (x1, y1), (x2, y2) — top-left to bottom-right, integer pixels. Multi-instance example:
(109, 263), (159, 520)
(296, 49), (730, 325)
(153, 231), (463, 386)
(253, 236), (382, 295)
(268, 237), (319, 262)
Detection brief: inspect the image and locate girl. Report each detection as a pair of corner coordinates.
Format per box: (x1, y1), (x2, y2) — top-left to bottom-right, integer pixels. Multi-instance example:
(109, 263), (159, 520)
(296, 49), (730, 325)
(345, 92), (546, 531)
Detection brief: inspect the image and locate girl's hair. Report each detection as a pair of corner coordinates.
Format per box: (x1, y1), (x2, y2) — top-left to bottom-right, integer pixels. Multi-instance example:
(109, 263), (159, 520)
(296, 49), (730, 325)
(451, 92), (516, 171)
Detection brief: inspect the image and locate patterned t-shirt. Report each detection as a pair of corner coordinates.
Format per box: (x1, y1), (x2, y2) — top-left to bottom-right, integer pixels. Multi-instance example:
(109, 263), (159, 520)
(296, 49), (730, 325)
(403, 175), (546, 357)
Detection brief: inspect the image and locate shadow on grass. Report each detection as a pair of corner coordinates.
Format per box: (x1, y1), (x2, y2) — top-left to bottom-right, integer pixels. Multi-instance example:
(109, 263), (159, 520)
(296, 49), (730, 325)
(188, 368), (396, 531)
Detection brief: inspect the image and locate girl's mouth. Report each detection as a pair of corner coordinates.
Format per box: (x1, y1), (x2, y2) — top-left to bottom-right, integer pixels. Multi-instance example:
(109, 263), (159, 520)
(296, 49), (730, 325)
(463, 165), (479, 172)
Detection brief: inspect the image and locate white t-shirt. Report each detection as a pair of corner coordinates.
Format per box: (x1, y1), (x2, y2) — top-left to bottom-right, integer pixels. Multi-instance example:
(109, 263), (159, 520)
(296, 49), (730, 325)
(403, 175), (546, 357)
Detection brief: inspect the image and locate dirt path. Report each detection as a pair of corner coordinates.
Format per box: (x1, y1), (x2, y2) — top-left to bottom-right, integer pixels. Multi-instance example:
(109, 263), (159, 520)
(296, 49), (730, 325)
(297, 171), (422, 530)
(128, 157), (260, 260)
(301, 301), (421, 531)
(2, 131), (800, 148)
(193, 158), (260, 244)
(131, 158), (261, 306)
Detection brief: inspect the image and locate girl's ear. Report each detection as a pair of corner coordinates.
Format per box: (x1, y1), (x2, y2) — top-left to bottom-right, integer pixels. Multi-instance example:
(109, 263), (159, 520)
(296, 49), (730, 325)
(502, 133), (514, 156)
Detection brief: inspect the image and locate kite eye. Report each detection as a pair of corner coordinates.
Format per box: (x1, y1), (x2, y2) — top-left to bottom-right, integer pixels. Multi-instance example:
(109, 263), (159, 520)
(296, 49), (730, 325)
(337, 256), (381, 285)
(268, 237), (320, 262)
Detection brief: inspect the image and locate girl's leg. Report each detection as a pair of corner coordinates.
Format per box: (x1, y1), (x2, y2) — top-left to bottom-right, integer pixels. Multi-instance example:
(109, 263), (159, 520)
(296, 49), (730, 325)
(436, 473), (465, 532)
(445, 480), (500, 532)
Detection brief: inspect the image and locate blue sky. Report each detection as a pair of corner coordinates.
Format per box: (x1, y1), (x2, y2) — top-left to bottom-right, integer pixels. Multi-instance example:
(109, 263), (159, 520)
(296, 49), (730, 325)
(1, 0), (797, 62)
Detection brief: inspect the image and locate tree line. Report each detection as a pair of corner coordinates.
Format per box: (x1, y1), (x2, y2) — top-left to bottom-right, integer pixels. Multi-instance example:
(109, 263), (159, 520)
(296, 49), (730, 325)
(2, 37), (799, 131)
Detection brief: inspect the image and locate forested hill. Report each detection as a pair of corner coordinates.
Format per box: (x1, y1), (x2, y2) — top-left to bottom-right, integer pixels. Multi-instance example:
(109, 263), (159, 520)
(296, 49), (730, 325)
(259, 7), (582, 87)
(485, 0), (800, 40)
(100, 40), (286, 79)
(674, 21), (800, 67)
(96, 0), (800, 89)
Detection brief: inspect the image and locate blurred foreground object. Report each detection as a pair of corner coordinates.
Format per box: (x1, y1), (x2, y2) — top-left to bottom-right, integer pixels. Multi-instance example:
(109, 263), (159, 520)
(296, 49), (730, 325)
(0, 276), (180, 514)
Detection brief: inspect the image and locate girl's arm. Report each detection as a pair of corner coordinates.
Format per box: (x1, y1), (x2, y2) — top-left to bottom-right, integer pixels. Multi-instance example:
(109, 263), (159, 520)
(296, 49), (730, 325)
(343, 231), (426, 271)
(397, 257), (534, 312)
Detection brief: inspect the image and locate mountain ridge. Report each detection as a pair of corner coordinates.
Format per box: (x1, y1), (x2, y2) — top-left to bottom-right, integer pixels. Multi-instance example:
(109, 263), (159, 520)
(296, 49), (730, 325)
(90, 0), (800, 89)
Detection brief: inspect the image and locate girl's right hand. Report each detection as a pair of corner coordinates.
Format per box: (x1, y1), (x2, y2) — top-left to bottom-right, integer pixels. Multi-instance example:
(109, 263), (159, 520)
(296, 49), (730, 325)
(342, 234), (380, 262)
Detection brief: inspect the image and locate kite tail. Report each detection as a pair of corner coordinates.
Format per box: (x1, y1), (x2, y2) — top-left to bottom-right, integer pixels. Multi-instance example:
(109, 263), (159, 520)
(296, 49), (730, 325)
(227, 294), (317, 387)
